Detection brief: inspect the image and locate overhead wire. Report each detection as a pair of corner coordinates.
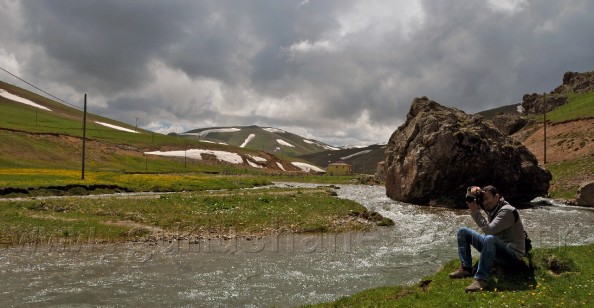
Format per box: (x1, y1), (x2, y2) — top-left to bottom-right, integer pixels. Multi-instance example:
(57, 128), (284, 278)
(0, 65), (82, 111)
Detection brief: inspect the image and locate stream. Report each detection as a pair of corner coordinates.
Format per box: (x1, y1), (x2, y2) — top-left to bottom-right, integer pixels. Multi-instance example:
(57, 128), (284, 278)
(1, 183), (593, 307)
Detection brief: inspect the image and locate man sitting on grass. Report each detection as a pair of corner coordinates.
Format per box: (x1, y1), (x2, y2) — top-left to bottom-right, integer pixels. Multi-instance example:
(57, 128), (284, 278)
(449, 185), (528, 292)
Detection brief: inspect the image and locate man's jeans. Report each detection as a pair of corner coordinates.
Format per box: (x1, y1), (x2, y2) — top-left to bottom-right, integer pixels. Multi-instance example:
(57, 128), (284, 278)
(456, 227), (522, 281)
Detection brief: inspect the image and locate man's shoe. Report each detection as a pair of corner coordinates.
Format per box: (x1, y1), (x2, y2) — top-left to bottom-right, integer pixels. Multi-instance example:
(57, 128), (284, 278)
(449, 267), (473, 278)
(465, 279), (487, 292)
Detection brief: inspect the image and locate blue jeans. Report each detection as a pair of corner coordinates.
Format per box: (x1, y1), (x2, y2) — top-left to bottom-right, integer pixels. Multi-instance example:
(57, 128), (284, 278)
(456, 227), (521, 281)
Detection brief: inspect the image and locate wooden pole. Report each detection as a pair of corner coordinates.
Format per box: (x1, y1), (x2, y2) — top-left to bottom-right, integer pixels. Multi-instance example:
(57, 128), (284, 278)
(82, 94), (87, 180)
(543, 92), (547, 165)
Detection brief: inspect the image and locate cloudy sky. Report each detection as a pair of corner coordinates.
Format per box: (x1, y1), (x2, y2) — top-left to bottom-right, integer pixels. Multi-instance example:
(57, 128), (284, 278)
(1, 0), (593, 146)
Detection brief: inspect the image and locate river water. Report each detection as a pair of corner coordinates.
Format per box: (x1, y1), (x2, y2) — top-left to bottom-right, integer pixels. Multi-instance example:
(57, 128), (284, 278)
(1, 184), (593, 307)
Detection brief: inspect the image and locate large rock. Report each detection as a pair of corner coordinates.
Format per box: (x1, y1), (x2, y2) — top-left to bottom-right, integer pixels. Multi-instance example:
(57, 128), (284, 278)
(384, 97), (552, 207)
(491, 112), (528, 135)
(576, 181), (594, 207)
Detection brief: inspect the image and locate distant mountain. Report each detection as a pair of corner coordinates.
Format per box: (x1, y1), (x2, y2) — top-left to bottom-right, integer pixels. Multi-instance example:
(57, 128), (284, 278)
(297, 143), (386, 175)
(182, 125), (339, 157)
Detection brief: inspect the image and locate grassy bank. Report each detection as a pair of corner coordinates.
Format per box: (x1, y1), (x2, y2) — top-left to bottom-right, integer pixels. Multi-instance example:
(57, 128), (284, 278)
(0, 187), (384, 246)
(0, 168), (272, 197)
(547, 156), (594, 199)
(308, 244), (594, 307)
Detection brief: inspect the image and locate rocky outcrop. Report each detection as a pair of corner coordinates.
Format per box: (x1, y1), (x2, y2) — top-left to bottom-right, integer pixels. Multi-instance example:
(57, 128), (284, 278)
(576, 181), (594, 207)
(521, 93), (568, 114)
(554, 71), (594, 94)
(384, 97), (552, 207)
(491, 112), (528, 135)
(522, 70), (594, 115)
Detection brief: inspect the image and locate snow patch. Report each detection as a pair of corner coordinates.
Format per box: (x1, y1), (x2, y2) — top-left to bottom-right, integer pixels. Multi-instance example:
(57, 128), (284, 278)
(276, 162), (286, 171)
(321, 145), (340, 151)
(263, 127), (285, 133)
(145, 149), (243, 164)
(248, 155), (267, 162)
(95, 121), (139, 133)
(277, 139), (295, 147)
(247, 160), (263, 168)
(303, 139), (339, 151)
(240, 133), (256, 148)
(0, 89), (52, 111)
(341, 150), (372, 160)
(186, 128), (241, 137)
(291, 162), (325, 172)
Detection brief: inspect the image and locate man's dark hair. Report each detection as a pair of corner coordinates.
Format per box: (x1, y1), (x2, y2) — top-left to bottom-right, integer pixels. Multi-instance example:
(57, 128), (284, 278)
(482, 185), (499, 197)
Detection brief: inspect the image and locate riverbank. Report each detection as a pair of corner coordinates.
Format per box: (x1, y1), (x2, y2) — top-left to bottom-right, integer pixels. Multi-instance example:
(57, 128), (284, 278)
(0, 186), (393, 247)
(307, 243), (594, 307)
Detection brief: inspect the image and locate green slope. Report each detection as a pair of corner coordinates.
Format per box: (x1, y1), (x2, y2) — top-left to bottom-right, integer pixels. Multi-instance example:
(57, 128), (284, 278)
(0, 80), (283, 172)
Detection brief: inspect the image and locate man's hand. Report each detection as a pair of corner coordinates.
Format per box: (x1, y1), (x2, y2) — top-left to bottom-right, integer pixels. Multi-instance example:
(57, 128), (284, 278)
(467, 200), (479, 212)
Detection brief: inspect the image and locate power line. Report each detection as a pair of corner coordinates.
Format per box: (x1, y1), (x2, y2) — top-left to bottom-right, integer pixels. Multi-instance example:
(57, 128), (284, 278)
(0, 65), (82, 111)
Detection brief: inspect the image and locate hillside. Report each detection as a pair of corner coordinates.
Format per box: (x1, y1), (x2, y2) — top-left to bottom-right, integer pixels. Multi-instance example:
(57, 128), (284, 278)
(0, 80), (323, 173)
(481, 71), (594, 199)
(297, 144), (386, 175)
(182, 125), (338, 157)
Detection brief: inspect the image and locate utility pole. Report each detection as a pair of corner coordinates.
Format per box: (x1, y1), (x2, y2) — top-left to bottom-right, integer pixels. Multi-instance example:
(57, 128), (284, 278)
(135, 117), (140, 128)
(82, 94), (87, 180)
(543, 92), (547, 165)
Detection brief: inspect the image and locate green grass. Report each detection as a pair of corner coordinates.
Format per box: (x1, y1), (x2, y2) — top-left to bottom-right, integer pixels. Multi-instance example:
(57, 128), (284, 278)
(307, 244), (594, 307)
(546, 157), (594, 199)
(0, 188), (371, 245)
(547, 91), (594, 123)
(530, 91), (594, 123)
(0, 168), (272, 196)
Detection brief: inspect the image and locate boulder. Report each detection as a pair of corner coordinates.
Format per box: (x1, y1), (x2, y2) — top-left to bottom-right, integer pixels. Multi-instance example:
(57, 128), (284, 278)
(576, 181), (594, 207)
(491, 112), (528, 135)
(384, 97), (552, 207)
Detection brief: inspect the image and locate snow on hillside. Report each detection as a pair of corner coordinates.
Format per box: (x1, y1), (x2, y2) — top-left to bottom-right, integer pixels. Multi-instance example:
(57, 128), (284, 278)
(248, 154), (267, 162)
(199, 140), (228, 145)
(292, 162), (325, 172)
(240, 133), (256, 148)
(145, 149), (243, 164)
(184, 128), (241, 137)
(341, 149), (372, 160)
(276, 162), (286, 171)
(95, 121), (139, 133)
(304, 139), (339, 151)
(0, 89), (52, 111)
(263, 127), (285, 133)
(277, 139), (295, 147)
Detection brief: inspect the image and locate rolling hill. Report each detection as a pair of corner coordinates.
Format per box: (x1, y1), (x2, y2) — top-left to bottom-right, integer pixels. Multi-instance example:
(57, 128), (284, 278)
(0, 80), (323, 173)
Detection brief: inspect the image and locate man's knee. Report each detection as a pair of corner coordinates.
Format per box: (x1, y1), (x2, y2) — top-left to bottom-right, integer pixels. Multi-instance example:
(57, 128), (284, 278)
(457, 227), (471, 238)
(483, 235), (496, 247)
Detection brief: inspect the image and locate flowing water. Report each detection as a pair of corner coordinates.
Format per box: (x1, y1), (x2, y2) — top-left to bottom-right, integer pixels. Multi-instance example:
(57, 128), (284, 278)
(1, 184), (593, 307)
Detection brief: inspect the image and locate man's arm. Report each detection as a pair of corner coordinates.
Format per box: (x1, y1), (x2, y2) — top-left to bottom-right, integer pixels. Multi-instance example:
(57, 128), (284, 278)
(470, 207), (515, 235)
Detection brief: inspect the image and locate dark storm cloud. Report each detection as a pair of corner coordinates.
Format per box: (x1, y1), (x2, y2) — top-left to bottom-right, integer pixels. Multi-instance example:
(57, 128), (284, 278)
(19, 0), (194, 92)
(1, 0), (593, 145)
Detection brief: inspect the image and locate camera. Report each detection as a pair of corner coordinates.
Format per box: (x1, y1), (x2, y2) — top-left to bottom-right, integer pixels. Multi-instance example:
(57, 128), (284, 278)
(465, 187), (484, 206)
